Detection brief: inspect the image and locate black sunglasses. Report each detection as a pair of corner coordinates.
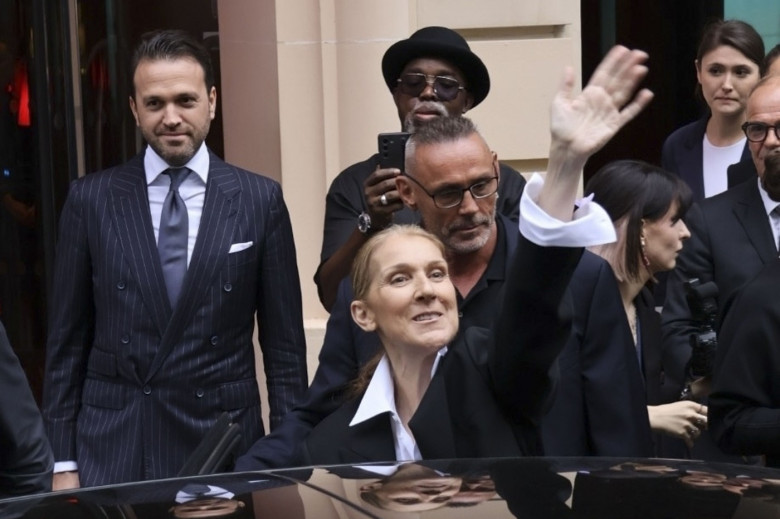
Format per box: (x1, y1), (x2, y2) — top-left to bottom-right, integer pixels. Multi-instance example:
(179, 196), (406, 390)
(396, 73), (465, 101)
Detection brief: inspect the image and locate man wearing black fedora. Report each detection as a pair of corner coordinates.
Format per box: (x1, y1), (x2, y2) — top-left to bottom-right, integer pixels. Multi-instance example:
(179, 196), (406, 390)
(314, 26), (527, 311)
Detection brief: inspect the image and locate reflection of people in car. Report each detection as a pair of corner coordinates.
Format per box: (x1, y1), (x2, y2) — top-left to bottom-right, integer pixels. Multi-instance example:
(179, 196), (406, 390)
(447, 473), (497, 507)
(573, 462), (743, 518)
(169, 498), (246, 518)
(359, 463), (462, 512)
(303, 46), (653, 466)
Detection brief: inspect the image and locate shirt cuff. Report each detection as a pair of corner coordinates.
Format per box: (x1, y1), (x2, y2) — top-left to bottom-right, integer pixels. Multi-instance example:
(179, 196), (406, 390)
(54, 461), (78, 473)
(519, 173), (616, 247)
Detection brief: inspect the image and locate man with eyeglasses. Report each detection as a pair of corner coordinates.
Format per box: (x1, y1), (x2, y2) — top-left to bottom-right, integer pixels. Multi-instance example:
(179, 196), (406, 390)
(314, 26), (527, 311)
(708, 76), (780, 467)
(661, 74), (780, 463)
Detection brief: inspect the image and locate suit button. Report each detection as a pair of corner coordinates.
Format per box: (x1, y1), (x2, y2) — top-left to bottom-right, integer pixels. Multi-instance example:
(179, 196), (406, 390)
(210, 335), (219, 346)
(223, 282), (232, 292)
(121, 334), (131, 344)
(195, 388), (204, 398)
(143, 385), (152, 395)
(116, 281), (126, 290)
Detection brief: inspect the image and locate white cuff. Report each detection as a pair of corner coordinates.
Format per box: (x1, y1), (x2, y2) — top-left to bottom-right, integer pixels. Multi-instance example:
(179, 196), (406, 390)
(54, 460), (78, 473)
(519, 173), (616, 247)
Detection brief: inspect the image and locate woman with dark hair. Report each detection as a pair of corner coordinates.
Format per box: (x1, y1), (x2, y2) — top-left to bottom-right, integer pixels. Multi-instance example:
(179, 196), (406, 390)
(662, 19), (764, 201)
(542, 160), (706, 457)
(588, 160), (708, 451)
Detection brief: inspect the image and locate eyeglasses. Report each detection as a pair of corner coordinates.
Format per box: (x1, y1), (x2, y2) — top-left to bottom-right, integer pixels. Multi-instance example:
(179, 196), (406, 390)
(742, 121), (780, 143)
(396, 73), (465, 101)
(403, 173), (498, 209)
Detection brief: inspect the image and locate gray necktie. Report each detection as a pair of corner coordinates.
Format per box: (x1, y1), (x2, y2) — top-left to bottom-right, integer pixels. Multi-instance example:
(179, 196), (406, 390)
(158, 167), (191, 307)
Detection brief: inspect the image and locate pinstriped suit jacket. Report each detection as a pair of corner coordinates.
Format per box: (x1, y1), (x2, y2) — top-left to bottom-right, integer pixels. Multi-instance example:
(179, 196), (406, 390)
(42, 150), (307, 486)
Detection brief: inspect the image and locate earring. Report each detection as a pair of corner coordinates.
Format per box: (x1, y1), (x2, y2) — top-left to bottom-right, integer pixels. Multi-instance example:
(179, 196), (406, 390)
(640, 236), (650, 267)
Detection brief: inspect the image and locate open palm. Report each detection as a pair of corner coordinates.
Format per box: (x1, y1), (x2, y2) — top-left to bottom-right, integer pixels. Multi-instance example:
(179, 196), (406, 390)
(551, 46), (654, 158)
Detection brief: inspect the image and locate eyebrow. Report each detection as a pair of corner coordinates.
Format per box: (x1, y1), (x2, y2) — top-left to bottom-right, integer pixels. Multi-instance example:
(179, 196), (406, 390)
(429, 174), (496, 192)
(403, 67), (460, 78)
(379, 259), (447, 274)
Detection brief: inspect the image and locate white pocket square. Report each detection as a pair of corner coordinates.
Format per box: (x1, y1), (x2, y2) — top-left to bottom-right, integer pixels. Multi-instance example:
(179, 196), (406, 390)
(229, 241), (253, 253)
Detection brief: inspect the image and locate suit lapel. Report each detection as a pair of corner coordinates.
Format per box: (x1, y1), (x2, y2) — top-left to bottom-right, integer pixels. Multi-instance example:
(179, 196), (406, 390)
(342, 414), (397, 463)
(409, 371), (457, 459)
(681, 117), (707, 200)
(733, 182), (777, 264)
(110, 154), (171, 338)
(146, 154), (242, 382)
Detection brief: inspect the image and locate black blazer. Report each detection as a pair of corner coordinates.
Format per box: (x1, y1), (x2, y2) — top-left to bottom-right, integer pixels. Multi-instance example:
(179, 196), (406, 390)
(661, 116), (752, 201)
(710, 259), (780, 467)
(661, 178), (777, 394)
(541, 252), (653, 457)
(42, 151), (308, 486)
(0, 320), (53, 498)
(304, 234), (584, 464)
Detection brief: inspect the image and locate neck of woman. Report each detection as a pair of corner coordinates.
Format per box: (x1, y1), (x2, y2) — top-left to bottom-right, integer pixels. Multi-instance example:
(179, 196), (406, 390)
(387, 349), (438, 429)
(618, 276), (646, 345)
(706, 111), (748, 146)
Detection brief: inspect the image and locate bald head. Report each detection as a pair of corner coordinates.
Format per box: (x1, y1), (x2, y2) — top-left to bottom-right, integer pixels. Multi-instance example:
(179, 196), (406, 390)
(746, 75), (780, 180)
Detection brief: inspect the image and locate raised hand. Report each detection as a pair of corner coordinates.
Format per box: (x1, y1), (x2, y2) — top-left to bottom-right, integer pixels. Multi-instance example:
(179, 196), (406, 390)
(539, 45), (654, 221)
(551, 45), (654, 159)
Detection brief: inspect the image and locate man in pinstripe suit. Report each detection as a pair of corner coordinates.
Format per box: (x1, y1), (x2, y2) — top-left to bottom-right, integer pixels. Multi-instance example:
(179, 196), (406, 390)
(42, 30), (307, 489)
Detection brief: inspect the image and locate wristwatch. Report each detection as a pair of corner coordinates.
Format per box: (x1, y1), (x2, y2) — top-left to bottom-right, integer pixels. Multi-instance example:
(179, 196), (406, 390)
(357, 212), (372, 234)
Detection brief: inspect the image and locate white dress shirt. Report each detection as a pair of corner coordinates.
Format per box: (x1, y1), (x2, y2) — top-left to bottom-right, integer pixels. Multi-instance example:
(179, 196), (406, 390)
(145, 143), (210, 265)
(350, 349), (448, 462)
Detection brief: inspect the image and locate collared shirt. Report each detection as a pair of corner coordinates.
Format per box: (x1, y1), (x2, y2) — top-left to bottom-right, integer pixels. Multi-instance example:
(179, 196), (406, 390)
(350, 350), (448, 462)
(347, 172), (615, 462)
(145, 143), (210, 265)
(456, 213), (510, 331)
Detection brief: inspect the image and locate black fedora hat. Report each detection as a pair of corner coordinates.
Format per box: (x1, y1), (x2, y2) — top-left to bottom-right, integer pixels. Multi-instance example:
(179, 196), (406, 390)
(381, 26), (490, 108)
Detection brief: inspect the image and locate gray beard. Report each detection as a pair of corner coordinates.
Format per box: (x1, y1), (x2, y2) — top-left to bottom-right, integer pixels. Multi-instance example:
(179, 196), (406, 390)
(403, 102), (449, 133)
(762, 154), (780, 202)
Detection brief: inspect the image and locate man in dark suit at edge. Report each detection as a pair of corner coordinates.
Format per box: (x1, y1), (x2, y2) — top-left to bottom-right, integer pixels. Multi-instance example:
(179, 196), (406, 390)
(0, 319), (53, 498)
(661, 71), (780, 461)
(42, 29), (307, 489)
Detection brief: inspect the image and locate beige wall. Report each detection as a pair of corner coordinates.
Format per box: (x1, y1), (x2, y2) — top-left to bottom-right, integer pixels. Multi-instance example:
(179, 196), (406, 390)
(217, 0), (581, 353)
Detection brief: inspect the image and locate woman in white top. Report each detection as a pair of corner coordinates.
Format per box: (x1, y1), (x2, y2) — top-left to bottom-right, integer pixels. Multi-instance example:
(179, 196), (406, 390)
(662, 19), (764, 201)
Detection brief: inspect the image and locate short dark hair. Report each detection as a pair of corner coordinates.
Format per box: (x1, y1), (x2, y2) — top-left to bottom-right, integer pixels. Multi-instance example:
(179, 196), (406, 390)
(405, 116), (479, 172)
(585, 160), (693, 282)
(130, 29), (214, 95)
(765, 43), (780, 75)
